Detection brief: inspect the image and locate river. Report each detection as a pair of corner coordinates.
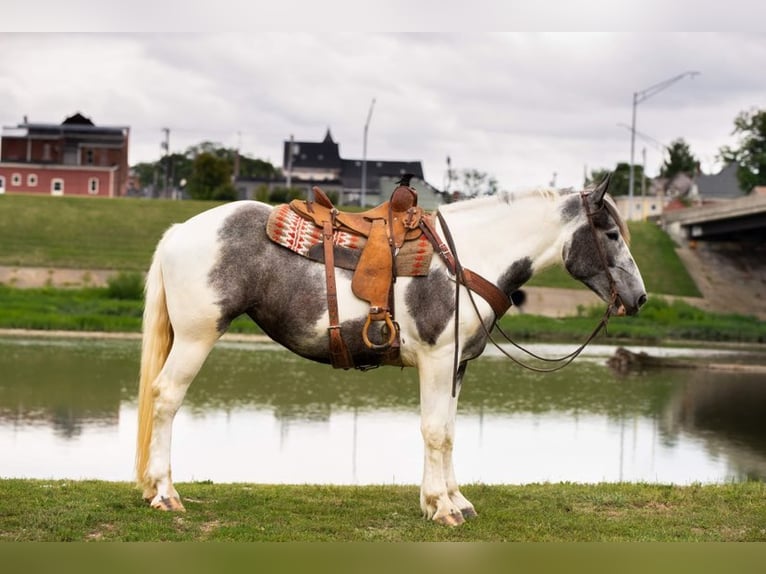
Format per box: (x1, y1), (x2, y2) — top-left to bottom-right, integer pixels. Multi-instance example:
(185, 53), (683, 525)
(1, 335), (765, 485)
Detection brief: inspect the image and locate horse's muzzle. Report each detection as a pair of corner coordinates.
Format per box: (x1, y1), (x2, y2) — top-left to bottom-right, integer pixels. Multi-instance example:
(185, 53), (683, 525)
(613, 293), (647, 317)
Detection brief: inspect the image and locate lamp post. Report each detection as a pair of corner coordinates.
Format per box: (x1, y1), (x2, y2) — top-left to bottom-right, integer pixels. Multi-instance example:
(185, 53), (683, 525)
(628, 71), (699, 219)
(361, 97), (376, 207)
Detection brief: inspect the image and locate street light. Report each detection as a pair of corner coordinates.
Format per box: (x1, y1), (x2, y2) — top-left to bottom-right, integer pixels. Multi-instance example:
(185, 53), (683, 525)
(617, 123), (669, 154)
(361, 97), (376, 207)
(628, 70), (700, 218)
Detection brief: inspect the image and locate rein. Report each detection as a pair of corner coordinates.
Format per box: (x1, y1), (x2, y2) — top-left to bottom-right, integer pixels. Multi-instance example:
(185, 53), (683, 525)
(435, 192), (620, 397)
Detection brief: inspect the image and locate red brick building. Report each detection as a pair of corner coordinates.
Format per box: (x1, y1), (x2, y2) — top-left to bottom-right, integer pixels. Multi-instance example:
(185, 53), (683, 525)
(0, 113), (130, 197)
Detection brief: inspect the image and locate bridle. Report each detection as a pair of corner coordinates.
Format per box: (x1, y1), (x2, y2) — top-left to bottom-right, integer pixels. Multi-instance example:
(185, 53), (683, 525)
(437, 191), (621, 397)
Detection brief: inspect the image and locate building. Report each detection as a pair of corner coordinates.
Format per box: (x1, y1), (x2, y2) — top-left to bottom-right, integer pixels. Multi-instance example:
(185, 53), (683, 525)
(0, 113), (130, 197)
(236, 129), (444, 210)
(614, 163), (747, 221)
(691, 162), (744, 201)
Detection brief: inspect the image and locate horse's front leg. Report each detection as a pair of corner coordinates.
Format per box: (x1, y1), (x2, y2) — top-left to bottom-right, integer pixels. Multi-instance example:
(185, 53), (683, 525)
(418, 357), (469, 526)
(442, 362), (477, 520)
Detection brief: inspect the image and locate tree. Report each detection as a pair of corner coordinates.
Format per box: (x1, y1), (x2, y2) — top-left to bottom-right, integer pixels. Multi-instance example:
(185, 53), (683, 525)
(459, 169), (498, 198)
(186, 152), (236, 201)
(719, 107), (766, 192)
(130, 141), (279, 200)
(585, 163), (648, 196)
(660, 138), (698, 179)
(239, 156), (279, 180)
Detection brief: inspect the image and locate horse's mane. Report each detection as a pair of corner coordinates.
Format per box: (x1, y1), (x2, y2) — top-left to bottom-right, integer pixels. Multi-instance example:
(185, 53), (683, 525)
(439, 188), (631, 243)
(439, 187), (561, 215)
(603, 195), (631, 243)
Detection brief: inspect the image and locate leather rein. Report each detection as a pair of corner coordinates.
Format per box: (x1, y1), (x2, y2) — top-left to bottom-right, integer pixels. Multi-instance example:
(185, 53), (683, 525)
(432, 191), (620, 397)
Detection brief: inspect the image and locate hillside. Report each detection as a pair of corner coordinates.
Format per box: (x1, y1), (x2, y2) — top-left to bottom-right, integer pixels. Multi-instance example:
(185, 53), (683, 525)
(0, 193), (700, 300)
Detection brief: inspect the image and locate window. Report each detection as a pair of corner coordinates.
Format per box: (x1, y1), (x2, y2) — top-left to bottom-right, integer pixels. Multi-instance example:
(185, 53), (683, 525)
(88, 178), (99, 195)
(0, 175), (5, 193)
(85, 149), (94, 165)
(11, 173), (21, 186)
(27, 174), (38, 187)
(51, 178), (64, 196)
(43, 144), (52, 161)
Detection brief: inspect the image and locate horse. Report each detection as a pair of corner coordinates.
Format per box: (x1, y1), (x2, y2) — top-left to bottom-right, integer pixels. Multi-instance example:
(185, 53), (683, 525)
(135, 176), (647, 526)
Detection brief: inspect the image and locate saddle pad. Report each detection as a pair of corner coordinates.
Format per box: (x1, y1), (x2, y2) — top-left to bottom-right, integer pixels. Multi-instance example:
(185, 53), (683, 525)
(266, 204), (433, 276)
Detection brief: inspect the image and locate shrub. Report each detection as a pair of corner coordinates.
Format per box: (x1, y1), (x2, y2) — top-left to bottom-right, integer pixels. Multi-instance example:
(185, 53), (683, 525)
(106, 271), (144, 300)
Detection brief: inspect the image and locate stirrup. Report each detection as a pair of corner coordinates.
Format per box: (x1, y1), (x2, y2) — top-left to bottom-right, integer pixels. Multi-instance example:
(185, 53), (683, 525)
(361, 313), (398, 350)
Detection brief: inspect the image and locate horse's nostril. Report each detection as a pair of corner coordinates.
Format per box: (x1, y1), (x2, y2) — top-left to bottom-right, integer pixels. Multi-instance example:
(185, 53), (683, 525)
(637, 294), (647, 308)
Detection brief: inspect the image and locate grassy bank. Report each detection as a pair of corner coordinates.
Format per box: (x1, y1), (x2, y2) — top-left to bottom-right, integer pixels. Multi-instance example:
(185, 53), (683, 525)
(0, 194), (699, 297)
(1, 284), (763, 343)
(1, 479), (765, 541)
(0, 194), (222, 271)
(527, 220), (701, 297)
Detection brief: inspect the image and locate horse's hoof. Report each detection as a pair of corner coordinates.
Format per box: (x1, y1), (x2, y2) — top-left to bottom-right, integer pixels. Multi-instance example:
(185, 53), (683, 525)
(150, 495), (186, 512)
(460, 506), (478, 520)
(434, 510), (465, 527)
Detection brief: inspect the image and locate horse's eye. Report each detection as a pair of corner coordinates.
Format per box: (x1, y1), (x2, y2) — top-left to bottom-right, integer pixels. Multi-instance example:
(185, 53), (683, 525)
(606, 232), (620, 241)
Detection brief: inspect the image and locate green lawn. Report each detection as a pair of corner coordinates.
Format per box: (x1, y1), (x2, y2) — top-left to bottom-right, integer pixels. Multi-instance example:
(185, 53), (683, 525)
(1, 479), (765, 542)
(0, 194), (223, 270)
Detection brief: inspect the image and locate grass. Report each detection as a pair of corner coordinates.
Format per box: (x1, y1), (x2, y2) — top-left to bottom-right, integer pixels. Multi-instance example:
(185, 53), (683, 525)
(1, 284), (763, 343)
(0, 194), (223, 271)
(1, 479), (765, 541)
(0, 194), (699, 296)
(0, 284), (262, 334)
(527, 220), (701, 297)
(497, 297), (766, 343)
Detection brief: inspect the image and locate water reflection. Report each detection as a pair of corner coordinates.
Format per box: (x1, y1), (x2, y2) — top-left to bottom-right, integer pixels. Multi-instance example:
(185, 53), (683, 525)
(1, 336), (764, 484)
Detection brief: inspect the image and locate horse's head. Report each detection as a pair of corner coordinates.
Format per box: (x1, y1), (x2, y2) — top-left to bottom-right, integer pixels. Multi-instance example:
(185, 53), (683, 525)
(561, 175), (647, 316)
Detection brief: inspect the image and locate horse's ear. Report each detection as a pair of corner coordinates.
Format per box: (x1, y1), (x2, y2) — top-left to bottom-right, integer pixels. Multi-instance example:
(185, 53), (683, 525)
(591, 173), (611, 205)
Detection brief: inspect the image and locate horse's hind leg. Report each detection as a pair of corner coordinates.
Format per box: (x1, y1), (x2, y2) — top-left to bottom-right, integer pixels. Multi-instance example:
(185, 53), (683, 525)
(143, 336), (217, 511)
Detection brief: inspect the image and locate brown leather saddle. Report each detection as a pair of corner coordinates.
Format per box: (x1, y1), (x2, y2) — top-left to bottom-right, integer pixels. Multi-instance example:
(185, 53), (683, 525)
(284, 181), (425, 368)
(267, 179), (511, 371)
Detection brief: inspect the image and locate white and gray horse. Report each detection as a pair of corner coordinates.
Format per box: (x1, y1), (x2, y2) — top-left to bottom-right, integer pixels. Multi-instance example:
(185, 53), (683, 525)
(135, 177), (646, 525)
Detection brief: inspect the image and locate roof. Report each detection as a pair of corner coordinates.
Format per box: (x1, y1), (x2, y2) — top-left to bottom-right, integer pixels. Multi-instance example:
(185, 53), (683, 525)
(695, 162), (744, 199)
(283, 128), (341, 169)
(281, 129), (434, 194)
(340, 158), (424, 190)
(62, 112), (94, 126)
(3, 113), (129, 137)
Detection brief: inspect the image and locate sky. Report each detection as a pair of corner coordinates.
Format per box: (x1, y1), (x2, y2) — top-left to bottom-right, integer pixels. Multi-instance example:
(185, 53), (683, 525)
(1, 31), (765, 192)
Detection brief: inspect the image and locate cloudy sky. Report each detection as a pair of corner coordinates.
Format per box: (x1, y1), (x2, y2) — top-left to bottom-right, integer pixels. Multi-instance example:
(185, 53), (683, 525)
(1, 31), (764, 191)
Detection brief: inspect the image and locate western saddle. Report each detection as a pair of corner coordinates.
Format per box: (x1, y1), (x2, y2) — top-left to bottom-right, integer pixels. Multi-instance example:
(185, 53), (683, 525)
(288, 177), (423, 368)
(281, 176), (511, 370)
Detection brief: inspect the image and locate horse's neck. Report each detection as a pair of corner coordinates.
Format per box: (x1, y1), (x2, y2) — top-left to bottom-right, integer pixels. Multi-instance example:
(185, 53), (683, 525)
(439, 194), (566, 283)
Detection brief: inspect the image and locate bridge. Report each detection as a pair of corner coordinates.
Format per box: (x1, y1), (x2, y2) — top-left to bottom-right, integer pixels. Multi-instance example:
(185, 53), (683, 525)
(661, 194), (766, 241)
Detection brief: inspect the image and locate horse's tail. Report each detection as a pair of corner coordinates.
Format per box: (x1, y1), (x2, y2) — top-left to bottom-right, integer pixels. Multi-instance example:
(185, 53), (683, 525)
(135, 233), (175, 489)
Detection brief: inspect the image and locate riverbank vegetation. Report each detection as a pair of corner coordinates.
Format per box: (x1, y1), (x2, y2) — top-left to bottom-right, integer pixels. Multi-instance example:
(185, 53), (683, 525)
(0, 282), (763, 343)
(1, 479), (765, 541)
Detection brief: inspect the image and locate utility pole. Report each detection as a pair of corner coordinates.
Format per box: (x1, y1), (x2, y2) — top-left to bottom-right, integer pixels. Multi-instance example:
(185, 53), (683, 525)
(361, 97), (376, 207)
(161, 127), (170, 199)
(628, 70), (699, 219)
(234, 130), (241, 180)
(641, 147), (647, 220)
(286, 134), (294, 189)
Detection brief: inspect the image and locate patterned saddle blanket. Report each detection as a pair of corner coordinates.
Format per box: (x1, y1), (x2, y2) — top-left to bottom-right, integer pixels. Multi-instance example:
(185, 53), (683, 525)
(266, 203), (434, 276)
